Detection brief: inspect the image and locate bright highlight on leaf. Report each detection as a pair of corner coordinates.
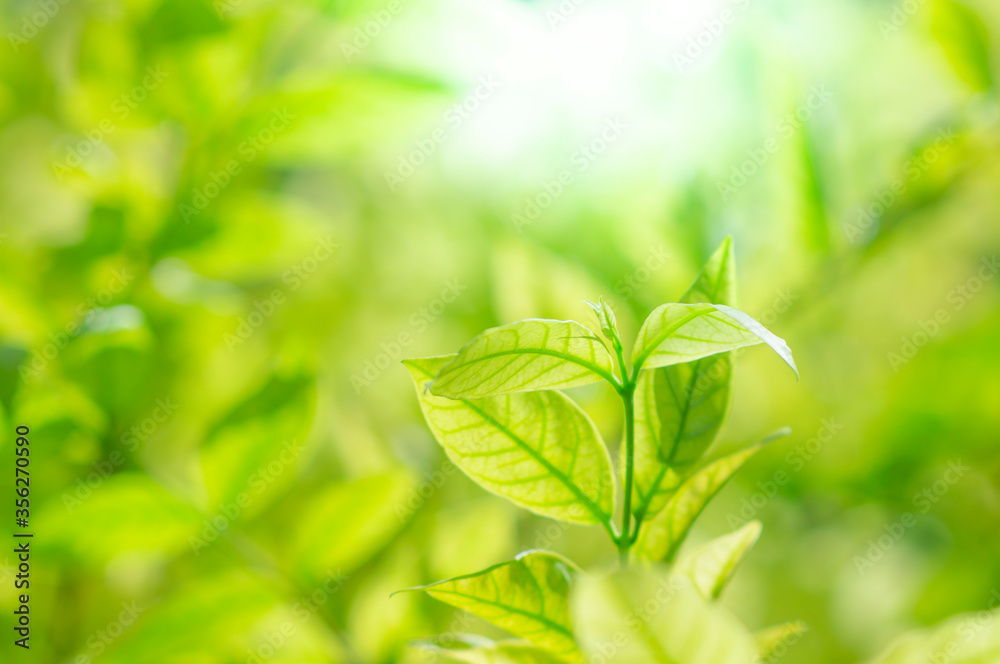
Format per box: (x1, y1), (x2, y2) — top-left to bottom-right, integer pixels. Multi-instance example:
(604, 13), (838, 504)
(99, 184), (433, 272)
(631, 302), (798, 378)
(405, 356), (616, 527)
(431, 319), (617, 399)
(417, 636), (571, 664)
(863, 609), (1000, 664)
(671, 520), (763, 600)
(572, 569), (759, 664)
(401, 551), (583, 663)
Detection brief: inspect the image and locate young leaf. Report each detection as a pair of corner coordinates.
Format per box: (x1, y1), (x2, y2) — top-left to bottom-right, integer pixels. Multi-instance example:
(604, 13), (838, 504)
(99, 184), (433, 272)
(431, 320), (617, 399)
(405, 356), (616, 527)
(682, 236), (736, 305)
(418, 637), (570, 664)
(584, 297), (622, 351)
(627, 238), (737, 522)
(401, 551), (583, 663)
(572, 569), (759, 664)
(634, 429), (789, 562)
(755, 621), (808, 661)
(631, 303), (798, 378)
(671, 521), (762, 600)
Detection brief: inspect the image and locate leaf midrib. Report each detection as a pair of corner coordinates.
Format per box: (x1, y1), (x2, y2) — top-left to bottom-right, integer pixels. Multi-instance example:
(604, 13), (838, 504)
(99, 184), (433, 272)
(427, 588), (576, 641)
(436, 347), (616, 393)
(413, 364), (614, 528)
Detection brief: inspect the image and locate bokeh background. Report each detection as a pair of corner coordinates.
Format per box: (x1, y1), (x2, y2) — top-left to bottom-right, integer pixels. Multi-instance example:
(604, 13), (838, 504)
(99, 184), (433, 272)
(1, 0), (999, 661)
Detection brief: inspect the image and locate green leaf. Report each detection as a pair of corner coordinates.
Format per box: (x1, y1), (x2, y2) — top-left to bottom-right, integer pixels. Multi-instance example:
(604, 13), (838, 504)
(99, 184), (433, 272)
(635, 430), (789, 562)
(628, 239), (738, 522)
(291, 470), (418, 581)
(671, 521), (762, 600)
(406, 356), (616, 527)
(755, 621), (808, 661)
(863, 609), (1000, 664)
(418, 636), (570, 664)
(430, 319), (617, 399)
(572, 568), (759, 664)
(402, 551), (583, 663)
(682, 236), (736, 305)
(629, 353), (733, 510)
(631, 303), (798, 378)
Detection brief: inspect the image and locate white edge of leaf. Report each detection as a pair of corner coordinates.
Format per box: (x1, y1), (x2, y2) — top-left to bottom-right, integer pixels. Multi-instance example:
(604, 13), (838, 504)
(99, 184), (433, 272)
(713, 304), (799, 379)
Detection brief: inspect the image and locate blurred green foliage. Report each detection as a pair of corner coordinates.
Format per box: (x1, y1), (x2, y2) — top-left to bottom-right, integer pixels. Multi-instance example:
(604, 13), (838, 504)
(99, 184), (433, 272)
(0, 0), (999, 661)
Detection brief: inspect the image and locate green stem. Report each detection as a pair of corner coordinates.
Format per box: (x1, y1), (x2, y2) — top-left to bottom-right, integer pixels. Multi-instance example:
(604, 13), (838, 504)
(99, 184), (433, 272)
(611, 338), (637, 567)
(619, 386), (636, 566)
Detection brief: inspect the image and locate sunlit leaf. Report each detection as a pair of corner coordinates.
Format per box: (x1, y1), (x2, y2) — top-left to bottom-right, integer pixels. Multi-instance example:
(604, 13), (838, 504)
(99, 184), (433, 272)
(863, 609), (1000, 664)
(671, 521), (763, 600)
(402, 551), (583, 663)
(755, 621), (808, 661)
(629, 238), (736, 521)
(572, 568), (758, 664)
(635, 430), (788, 562)
(681, 236), (736, 305)
(631, 303), (797, 377)
(406, 356), (616, 527)
(430, 320), (617, 399)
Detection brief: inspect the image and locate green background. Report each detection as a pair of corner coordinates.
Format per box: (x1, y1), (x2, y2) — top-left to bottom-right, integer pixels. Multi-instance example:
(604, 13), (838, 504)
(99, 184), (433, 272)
(0, 0), (998, 661)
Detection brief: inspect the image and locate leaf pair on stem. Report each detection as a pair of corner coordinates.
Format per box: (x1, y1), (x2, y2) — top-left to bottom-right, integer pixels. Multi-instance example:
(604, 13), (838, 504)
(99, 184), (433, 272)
(401, 238), (803, 663)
